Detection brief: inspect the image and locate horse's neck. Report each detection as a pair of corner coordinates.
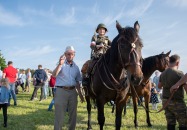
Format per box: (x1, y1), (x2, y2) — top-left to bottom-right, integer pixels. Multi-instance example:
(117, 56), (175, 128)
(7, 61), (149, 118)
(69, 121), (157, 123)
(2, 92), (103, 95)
(106, 57), (123, 80)
(142, 58), (157, 82)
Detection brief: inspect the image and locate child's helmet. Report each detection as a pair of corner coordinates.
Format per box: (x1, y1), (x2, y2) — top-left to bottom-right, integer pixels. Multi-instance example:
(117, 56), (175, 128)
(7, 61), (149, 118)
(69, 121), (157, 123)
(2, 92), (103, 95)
(96, 23), (108, 33)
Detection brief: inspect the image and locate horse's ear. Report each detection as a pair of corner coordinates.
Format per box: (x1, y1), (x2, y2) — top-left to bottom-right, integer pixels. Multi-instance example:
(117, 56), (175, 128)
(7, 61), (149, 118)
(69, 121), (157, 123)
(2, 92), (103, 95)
(161, 51), (164, 54)
(165, 50), (171, 56)
(116, 20), (122, 33)
(134, 21), (140, 33)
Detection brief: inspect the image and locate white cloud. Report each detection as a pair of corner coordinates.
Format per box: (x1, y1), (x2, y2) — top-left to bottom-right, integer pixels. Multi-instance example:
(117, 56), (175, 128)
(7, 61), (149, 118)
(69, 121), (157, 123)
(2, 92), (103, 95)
(127, 0), (153, 17)
(21, 6), (76, 25)
(0, 35), (18, 39)
(166, 0), (187, 8)
(54, 7), (76, 25)
(6, 45), (56, 58)
(92, 2), (99, 15)
(103, 9), (125, 26)
(0, 5), (25, 26)
(167, 22), (179, 29)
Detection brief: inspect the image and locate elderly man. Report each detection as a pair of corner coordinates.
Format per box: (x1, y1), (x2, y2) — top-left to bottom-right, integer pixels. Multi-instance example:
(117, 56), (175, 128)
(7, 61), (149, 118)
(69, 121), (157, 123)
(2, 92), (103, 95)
(53, 46), (84, 130)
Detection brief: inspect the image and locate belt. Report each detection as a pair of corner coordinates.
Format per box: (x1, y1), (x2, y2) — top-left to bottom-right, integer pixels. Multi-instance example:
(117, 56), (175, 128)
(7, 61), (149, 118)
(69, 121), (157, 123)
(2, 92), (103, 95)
(56, 86), (75, 90)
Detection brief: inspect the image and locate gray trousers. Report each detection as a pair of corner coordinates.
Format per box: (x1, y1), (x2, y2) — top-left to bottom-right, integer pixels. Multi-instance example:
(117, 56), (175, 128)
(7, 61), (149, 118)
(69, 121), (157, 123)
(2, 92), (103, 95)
(54, 87), (78, 130)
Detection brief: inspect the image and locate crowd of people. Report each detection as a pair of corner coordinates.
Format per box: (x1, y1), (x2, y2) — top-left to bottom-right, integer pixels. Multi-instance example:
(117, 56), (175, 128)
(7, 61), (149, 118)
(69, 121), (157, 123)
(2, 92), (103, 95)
(0, 23), (187, 130)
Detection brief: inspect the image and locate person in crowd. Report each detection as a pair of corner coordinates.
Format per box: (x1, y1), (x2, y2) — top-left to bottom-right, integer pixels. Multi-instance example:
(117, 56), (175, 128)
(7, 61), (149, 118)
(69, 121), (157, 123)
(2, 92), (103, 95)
(47, 69), (52, 97)
(153, 70), (162, 101)
(30, 65), (47, 101)
(0, 78), (11, 127)
(25, 68), (31, 92)
(53, 46), (84, 130)
(47, 88), (56, 111)
(150, 83), (159, 110)
(47, 75), (56, 111)
(158, 54), (187, 130)
(0, 67), (2, 80)
(43, 69), (49, 99)
(43, 69), (52, 99)
(17, 70), (26, 92)
(2, 61), (18, 106)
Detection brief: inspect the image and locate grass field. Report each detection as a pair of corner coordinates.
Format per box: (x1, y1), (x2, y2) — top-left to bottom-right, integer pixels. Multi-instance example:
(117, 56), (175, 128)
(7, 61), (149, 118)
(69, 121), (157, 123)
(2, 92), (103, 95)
(0, 85), (186, 130)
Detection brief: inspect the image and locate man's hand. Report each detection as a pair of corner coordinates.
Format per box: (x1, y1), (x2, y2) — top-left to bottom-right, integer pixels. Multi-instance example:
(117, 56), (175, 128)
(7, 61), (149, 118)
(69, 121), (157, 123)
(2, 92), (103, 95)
(170, 85), (179, 93)
(59, 54), (66, 65)
(96, 44), (104, 49)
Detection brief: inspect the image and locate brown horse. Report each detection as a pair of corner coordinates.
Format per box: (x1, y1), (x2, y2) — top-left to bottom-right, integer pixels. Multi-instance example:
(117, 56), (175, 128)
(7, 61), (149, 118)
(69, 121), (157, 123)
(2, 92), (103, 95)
(123, 51), (171, 128)
(84, 21), (144, 130)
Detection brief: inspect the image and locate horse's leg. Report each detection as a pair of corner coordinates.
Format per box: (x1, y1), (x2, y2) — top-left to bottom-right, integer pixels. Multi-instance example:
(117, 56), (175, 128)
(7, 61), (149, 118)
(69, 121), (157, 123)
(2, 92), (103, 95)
(85, 95), (92, 130)
(123, 94), (130, 116)
(112, 104), (115, 113)
(144, 94), (152, 127)
(96, 99), (105, 130)
(132, 96), (138, 128)
(115, 99), (126, 130)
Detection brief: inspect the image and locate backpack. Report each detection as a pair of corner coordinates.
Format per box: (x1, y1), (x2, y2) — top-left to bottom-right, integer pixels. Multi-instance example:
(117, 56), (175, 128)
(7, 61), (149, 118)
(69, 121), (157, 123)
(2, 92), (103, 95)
(49, 76), (56, 88)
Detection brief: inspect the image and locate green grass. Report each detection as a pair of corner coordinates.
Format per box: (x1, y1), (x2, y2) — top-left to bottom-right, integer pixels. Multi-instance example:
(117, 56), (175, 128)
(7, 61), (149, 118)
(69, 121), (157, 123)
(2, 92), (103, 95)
(0, 86), (186, 130)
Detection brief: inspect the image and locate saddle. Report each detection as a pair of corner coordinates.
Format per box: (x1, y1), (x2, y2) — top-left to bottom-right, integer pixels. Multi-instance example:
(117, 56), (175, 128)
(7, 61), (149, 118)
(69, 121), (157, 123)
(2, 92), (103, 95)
(81, 59), (98, 87)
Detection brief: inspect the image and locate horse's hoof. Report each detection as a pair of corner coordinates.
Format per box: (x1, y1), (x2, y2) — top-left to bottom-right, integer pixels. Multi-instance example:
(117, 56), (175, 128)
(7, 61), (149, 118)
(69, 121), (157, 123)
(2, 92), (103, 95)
(148, 124), (152, 127)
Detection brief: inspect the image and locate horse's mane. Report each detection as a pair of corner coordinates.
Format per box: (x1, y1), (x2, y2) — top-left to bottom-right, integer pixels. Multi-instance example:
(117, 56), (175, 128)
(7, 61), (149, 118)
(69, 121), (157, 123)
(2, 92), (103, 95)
(104, 35), (120, 64)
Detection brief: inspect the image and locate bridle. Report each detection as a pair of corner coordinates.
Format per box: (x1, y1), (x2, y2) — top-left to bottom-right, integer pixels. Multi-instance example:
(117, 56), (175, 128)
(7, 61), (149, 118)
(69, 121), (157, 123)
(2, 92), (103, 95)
(117, 36), (142, 69)
(156, 54), (169, 70)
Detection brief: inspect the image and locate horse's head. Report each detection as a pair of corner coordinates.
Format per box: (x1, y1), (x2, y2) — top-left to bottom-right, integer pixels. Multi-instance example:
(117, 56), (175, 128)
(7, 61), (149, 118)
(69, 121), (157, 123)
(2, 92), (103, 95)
(115, 21), (143, 86)
(155, 51), (171, 72)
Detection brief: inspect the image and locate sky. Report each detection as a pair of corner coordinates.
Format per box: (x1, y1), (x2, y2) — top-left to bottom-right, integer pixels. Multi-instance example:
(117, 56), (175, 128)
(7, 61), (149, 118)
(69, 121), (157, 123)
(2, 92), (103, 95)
(0, 0), (187, 74)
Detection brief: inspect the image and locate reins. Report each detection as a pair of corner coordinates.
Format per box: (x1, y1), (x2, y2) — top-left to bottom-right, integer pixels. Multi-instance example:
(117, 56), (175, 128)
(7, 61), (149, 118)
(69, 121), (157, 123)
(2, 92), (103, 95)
(131, 83), (175, 113)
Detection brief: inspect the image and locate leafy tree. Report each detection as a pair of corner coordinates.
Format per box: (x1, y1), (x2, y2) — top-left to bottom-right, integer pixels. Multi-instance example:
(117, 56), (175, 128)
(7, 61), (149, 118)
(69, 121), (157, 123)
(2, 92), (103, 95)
(0, 50), (6, 70)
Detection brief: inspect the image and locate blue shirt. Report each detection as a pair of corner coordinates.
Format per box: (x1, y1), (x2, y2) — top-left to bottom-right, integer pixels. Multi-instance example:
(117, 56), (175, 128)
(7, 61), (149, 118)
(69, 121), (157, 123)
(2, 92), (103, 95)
(55, 60), (82, 87)
(0, 86), (11, 104)
(153, 76), (160, 91)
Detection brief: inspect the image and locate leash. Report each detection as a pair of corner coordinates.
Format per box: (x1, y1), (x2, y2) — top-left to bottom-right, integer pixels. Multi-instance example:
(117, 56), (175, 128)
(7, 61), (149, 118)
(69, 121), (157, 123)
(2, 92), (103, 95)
(131, 84), (175, 113)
